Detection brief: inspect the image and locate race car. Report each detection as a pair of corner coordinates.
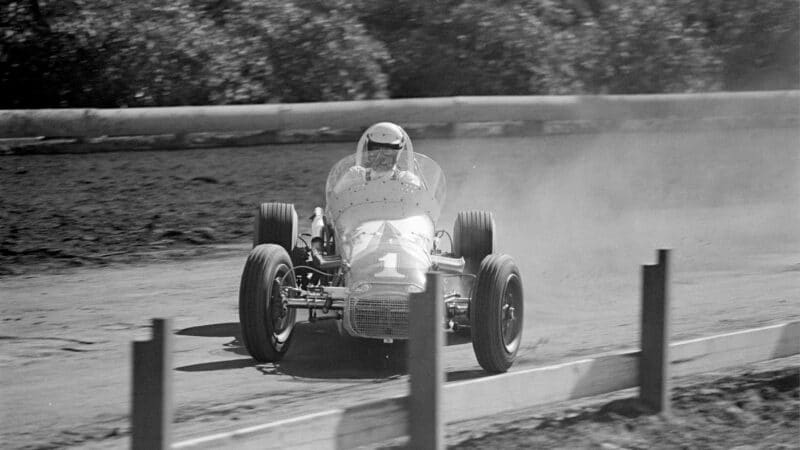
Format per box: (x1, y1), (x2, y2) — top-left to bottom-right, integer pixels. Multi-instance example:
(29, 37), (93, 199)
(238, 123), (523, 373)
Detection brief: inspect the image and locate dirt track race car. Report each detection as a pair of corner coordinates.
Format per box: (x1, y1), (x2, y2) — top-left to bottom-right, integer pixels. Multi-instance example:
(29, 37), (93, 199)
(238, 132), (524, 373)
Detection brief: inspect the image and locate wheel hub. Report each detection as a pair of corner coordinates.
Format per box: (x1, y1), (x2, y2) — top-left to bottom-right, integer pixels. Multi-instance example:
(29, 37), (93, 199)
(503, 304), (516, 321)
(274, 300), (288, 319)
(500, 276), (522, 353)
(269, 277), (292, 332)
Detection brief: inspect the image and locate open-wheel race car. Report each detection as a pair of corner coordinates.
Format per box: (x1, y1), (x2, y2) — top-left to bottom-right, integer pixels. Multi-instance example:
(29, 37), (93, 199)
(238, 123), (523, 373)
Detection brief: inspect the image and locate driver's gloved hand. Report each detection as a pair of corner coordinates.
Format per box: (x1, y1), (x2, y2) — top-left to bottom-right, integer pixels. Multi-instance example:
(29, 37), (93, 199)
(349, 165), (367, 177)
(346, 165), (368, 181)
(397, 170), (422, 188)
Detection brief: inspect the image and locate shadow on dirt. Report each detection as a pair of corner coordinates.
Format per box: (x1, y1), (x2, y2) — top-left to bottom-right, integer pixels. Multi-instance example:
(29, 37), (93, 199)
(176, 322), (240, 338)
(176, 321), (249, 358)
(174, 320), (485, 380)
(175, 358), (254, 372)
(174, 321), (409, 379)
(264, 321), (410, 380)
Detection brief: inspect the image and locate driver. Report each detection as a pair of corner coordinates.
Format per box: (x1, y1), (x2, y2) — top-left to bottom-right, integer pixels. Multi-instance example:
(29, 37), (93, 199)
(334, 122), (422, 192)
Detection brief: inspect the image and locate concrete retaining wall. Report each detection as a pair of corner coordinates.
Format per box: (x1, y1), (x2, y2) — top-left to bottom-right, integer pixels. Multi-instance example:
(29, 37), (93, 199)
(2, 91), (798, 139)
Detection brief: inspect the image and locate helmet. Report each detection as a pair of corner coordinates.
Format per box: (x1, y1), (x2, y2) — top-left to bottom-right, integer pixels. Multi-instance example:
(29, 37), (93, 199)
(365, 122), (406, 151)
(355, 122), (414, 172)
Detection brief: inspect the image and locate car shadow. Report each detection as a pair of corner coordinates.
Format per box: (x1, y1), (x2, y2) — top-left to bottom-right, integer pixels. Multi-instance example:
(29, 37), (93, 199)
(174, 320), (489, 381)
(174, 320), (409, 379)
(446, 331), (472, 346)
(271, 321), (410, 379)
(176, 322), (240, 338)
(175, 358), (254, 372)
(176, 321), (249, 357)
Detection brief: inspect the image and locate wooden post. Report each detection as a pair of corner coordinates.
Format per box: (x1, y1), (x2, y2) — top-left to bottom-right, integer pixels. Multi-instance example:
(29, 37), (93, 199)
(408, 272), (444, 450)
(639, 249), (671, 413)
(132, 318), (173, 449)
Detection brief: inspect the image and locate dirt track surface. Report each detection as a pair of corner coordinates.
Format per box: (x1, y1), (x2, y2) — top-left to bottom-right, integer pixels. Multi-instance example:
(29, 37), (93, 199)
(1, 129), (799, 448)
(444, 357), (799, 449)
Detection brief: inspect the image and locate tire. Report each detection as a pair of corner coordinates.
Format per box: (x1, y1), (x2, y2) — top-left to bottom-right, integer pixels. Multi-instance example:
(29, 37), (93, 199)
(453, 210), (494, 274)
(254, 202), (298, 252)
(239, 244), (297, 362)
(471, 254), (523, 373)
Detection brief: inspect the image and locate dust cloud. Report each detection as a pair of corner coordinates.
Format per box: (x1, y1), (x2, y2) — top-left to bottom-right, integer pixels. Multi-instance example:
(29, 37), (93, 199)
(419, 128), (799, 339)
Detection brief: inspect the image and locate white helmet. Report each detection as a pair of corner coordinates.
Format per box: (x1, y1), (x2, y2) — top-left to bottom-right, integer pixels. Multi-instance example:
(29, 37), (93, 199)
(366, 122), (406, 150)
(355, 122), (414, 171)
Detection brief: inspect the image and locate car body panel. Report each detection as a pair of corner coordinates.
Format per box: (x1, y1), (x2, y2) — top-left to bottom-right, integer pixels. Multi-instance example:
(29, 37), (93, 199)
(325, 152), (447, 339)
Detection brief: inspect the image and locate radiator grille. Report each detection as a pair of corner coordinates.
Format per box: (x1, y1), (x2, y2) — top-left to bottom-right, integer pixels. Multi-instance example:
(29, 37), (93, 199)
(346, 295), (409, 339)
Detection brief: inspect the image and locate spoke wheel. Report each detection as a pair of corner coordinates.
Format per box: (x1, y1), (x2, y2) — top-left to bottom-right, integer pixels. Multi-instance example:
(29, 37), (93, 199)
(500, 273), (523, 353)
(471, 254), (524, 373)
(239, 244), (297, 362)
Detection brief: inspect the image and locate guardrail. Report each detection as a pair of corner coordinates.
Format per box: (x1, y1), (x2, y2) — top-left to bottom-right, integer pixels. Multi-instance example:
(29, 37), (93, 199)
(164, 321), (798, 450)
(129, 249), (800, 449)
(3, 91), (798, 139)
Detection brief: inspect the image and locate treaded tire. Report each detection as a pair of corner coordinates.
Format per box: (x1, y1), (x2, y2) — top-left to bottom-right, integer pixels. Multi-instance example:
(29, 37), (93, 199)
(471, 254), (523, 373)
(453, 210), (495, 274)
(239, 244), (297, 362)
(254, 202), (298, 252)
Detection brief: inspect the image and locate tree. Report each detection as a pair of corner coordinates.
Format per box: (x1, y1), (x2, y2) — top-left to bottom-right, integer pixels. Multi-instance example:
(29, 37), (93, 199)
(680, 0), (799, 90)
(1, 0), (390, 107)
(1, 1), (107, 107)
(256, 2), (390, 102)
(2, 0), (796, 108)
(361, 0), (570, 97)
(580, 0), (722, 93)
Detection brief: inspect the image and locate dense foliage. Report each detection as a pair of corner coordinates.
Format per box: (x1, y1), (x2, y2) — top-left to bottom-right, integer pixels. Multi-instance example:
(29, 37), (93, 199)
(1, 0), (797, 107)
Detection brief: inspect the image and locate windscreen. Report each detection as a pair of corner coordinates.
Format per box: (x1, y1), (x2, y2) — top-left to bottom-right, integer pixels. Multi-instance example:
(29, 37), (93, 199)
(325, 152), (446, 224)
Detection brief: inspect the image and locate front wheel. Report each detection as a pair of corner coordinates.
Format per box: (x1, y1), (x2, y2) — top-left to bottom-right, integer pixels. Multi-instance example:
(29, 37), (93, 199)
(239, 244), (297, 362)
(471, 254), (523, 373)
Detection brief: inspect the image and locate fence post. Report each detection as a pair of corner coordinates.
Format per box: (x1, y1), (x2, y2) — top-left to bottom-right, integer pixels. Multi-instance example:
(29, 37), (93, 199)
(639, 249), (671, 413)
(408, 272), (444, 450)
(132, 318), (173, 449)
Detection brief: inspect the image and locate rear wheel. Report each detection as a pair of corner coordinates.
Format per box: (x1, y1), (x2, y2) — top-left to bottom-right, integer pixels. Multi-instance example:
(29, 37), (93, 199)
(453, 210), (494, 274)
(471, 254), (523, 373)
(239, 244), (297, 362)
(254, 202), (298, 253)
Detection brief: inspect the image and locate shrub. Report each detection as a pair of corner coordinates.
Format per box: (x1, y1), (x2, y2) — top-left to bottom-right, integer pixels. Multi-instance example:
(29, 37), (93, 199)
(1, 2), (106, 107)
(1, 0), (796, 107)
(680, 0), (800, 90)
(581, 0), (723, 94)
(1, 0), (390, 107)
